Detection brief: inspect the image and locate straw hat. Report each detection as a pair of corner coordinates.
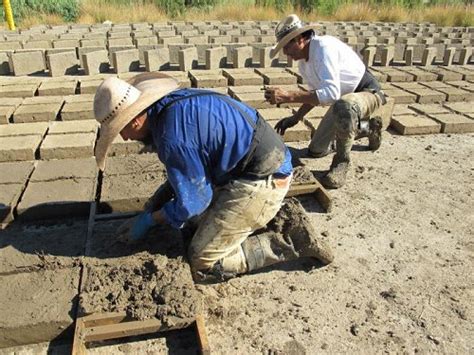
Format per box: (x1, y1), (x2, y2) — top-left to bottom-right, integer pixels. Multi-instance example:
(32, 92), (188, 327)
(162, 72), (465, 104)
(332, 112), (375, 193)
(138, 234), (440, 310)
(270, 14), (316, 58)
(93, 72), (179, 171)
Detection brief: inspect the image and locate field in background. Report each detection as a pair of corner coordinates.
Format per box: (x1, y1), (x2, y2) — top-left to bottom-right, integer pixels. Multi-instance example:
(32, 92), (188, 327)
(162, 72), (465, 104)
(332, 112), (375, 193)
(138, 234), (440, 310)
(1, 0), (473, 28)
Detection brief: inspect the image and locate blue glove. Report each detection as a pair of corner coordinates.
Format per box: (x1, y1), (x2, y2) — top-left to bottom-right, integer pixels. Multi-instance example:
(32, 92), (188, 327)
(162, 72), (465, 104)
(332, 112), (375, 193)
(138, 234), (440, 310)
(130, 212), (156, 241)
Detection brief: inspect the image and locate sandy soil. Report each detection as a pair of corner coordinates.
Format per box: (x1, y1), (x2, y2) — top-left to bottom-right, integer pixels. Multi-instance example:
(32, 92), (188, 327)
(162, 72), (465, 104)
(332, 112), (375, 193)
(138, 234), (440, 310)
(197, 132), (474, 354)
(1, 132), (472, 354)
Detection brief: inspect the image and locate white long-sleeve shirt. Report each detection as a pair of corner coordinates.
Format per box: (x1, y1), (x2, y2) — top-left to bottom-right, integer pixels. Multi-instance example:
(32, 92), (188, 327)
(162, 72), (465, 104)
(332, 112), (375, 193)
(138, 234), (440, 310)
(298, 35), (365, 106)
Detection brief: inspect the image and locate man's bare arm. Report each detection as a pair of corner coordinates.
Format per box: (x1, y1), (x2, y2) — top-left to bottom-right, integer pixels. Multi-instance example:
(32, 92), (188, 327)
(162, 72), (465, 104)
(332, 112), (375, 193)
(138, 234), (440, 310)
(264, 87), (320, 106)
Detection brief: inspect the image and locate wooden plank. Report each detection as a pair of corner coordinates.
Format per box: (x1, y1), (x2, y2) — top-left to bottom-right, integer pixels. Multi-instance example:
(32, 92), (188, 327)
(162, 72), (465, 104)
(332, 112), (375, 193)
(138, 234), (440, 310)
(82, 312), (128, 327)
(72, 317), (87, 355)
(286, 183), (318, 197)
(314, 186), (332, 213)
(94, 211), (137, 221)
(195, 314), (211, 355)
(83, 317), (195, 342)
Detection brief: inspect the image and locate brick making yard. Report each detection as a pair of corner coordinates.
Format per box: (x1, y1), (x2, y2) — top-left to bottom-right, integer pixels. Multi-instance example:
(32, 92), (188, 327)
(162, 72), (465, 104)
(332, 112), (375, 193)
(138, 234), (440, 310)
(0, 19), (473, 354)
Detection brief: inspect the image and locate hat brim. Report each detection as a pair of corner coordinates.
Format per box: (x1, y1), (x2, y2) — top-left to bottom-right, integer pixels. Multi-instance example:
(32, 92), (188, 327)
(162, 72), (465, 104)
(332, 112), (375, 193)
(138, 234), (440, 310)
(270, 25), (317, 58)
(95, 75), (179, 171)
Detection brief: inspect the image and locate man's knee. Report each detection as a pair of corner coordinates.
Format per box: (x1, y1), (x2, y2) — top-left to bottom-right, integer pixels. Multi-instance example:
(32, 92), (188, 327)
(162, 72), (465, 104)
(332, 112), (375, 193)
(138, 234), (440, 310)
(333, 99), (360, 135)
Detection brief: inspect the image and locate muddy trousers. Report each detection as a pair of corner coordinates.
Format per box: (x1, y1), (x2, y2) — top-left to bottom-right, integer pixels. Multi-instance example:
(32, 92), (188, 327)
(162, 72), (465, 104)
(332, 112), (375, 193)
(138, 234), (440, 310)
(308, 92), (383, 158)
(188, 175), (291, 280)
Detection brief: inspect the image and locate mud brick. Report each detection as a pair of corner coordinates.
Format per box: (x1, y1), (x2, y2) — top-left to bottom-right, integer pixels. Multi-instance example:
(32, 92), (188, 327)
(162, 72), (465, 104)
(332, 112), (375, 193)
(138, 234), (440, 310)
(0, 84), (38, 98)
(134, 36), (158, 47)
(108, 134), (152, 157)
(80, 38), (106, 47)
(228, 85), (262, 98)
(0, 161), (34, 185)
(420, 47), (437, 66)
(64, 94), (95, 103)
(0, 122), (48, 137)
(407, 88), (446, 103)
(112, 49), (140, 73)
(0, 268), (79, 346)
(374, 67), (414, 82)
(258, 47), (278, 68)
(390, 114), (441, 135)
(286, 68), (304, 84)
(82, 49), (110, 75)
(408, 103), (451, 115)
(0, 183), (24, 223)
(255, 68), (298, 85)
(233, 91), (272, 109)
(384, 89), (417, 104)
(223, 68), (263, 86)
(47, 51), (79, 77)
(0, 41), (22, 51)
(37, 80), (78, 96)
(446, 80), (474, 91)
(443, 102), (474, 114)
(362, 47), (376, 66)
(380, 46), (395, 66)
(79, 79), (104, 94)
(108, 37), (133, 47)
(427, 113), (474, 133)
(0, 135), (42, 162)
(48, 120), (98, 135)
(369, 68), (387, 83)
(103, 153), (163, 177)
(22, 96), (65, 106)
(39, 132), (96, 159)
(232, 46), (253, 68)
(178, 47), (198, 71)
(267, 120), (311, 142)
(257, 107), (294, 121)
(0, 106), (15, 124)
(0, 221), (87, 274)
(419, 80), (450, 89)
(60, 101), (94, 121)
(144, 48), (170, 71)
(158, 36), (185, 46)
(396, 67), (438, 81)
(210, 35), (232, 44)
(17, 178), (95, 219)
(30, 157), (97, 182)
(392, 104), (417, 116)
(205, 47), (227, 70)
(13, 103), (62, 123)
(434, 87), (470, 102)
(0, 97), (23, 108)
(163, 71), (191, 88)
(306, 105), (329, 119)
(52, 39), (79, 48)
(100, 172), (166, 213)
(189, 70), (227, 88)
(423, 66), (463, 81)
(77, 46), (107, 67)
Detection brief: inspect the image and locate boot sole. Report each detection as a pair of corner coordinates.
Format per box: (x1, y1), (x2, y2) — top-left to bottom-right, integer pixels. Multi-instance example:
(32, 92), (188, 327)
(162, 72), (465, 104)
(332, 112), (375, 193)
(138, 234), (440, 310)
(368, 116), (383, 151)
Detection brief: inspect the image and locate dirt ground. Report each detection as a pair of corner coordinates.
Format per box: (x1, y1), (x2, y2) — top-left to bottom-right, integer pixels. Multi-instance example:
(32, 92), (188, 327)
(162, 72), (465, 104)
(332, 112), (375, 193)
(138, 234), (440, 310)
(1, 131), (473, 354)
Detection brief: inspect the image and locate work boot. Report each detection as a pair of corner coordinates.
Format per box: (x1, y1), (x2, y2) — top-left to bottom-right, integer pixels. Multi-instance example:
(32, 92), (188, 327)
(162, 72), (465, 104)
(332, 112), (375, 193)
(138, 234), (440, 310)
(320, 134), (352, 189)
(320, 155), (350, 189)
(368, 116), (383, 151)
(242, 199), (334, 272)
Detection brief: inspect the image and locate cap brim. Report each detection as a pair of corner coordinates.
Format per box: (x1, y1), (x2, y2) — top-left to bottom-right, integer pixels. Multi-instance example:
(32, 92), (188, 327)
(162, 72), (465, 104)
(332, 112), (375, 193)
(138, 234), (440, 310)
(94, 78), (179, 171)
(270, 25), (317, 58)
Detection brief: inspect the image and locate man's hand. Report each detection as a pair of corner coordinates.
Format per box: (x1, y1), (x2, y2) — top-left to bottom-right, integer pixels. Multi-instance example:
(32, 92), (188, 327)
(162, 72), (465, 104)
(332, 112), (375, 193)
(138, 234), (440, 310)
(274, 115), (300, 135)
(116, 212), (156, 243)
(264, 86), (289, 105)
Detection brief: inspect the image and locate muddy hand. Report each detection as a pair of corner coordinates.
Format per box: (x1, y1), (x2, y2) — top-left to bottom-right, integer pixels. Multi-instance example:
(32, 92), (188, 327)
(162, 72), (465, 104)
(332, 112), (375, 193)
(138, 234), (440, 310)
(274, 115), (299, 135)
(263, 86), (287, 105)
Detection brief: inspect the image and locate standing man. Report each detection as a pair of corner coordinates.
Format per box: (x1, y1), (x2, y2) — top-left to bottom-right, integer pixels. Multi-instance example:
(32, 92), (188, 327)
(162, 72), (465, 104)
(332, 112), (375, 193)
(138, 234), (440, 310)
(93, 73), (332, 282)
(264, 14), (386, 189)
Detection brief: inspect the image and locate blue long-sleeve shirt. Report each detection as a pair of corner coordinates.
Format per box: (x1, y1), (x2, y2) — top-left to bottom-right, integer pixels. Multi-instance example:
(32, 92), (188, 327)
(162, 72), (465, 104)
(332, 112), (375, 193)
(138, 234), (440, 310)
(147, 88), (292, 229)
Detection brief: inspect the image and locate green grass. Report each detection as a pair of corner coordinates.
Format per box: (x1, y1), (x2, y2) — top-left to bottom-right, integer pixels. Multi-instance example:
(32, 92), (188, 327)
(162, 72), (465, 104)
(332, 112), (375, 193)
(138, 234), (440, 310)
(2, 0), (473, 26)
